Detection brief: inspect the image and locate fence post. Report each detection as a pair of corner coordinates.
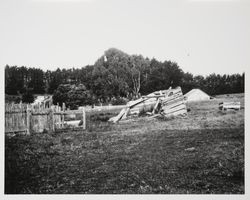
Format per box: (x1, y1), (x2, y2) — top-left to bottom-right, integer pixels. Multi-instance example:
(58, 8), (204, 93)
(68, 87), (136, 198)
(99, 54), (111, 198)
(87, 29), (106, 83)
(52, 107), (55, 132)
(62, 103), (65, 128)
(26, 105), (31, 135)
(82, 107), (86, 130)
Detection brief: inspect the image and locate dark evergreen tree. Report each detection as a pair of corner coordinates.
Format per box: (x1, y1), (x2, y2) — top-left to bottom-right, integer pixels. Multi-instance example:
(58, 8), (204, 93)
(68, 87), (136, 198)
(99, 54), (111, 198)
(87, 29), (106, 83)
(22, 88), (34, 103)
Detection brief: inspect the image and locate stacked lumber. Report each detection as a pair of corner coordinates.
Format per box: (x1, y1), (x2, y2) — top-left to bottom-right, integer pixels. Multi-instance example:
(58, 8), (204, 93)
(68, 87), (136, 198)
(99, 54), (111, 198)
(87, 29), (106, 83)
(161, 87), (187, 117)
(109, 86), (187, 123)
(219, 102), (241, 110)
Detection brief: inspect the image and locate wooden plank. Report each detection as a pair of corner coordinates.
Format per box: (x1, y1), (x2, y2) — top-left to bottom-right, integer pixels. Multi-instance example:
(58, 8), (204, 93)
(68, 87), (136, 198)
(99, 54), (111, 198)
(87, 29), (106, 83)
(163, 107), (187, 117)
(163, 103), (186, 113)
(161, 96), (184, 105)
(82, 107), (86, 130)
(152, 98), (160, 114)
(162, 104), (187, 115)
(54, 110), (83, 115)
(5, 110), (27, 114)
(142, 95), (165, 99)
(109, 108), (126, 123)
(161, 93), (183, 103)
(62, 103), (65, 128)
(127, 98), (148, 108)
(121, 108), (130, 120)
(31, 112), (50, 116)
(52, 107), (55, 132)
(26, 106), (31, 135)
(5, 129), (28, 133)
(223, 102), (240, 105)
(162, 101), (185, 111)
(223, 105), (240, 110)
(219, 101), (241, 110)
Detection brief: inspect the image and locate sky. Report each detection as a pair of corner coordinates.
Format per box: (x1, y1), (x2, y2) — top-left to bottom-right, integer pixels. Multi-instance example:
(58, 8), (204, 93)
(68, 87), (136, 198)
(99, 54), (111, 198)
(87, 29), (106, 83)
(0, 0), (249, 75)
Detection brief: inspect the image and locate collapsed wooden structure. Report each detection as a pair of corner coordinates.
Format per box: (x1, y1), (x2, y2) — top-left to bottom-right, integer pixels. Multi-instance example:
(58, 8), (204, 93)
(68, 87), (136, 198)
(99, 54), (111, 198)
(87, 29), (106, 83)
(109, 86), (187, 123)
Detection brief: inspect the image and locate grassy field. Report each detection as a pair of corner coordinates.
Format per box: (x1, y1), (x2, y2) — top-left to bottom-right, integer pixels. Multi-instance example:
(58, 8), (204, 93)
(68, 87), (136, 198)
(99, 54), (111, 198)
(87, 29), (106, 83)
(5, 93), (244, 194)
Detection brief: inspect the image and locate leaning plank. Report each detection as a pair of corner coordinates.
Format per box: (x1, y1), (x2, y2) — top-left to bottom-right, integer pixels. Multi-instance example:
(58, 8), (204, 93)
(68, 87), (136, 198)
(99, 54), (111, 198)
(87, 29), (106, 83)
(121, 108), (130, 120)
(127, 98), (148, 108)
(152, 98), (160, 114)
(109, 108), (126, 123)
(142, 95), (165, 99)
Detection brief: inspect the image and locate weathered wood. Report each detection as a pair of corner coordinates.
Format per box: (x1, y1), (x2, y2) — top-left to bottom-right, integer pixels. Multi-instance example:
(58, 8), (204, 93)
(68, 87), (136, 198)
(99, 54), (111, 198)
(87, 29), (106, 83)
(5, 129), (27, 133)
(109, 108), (126, 123)
(121, 108), (130, 120)
(62, 103), (65, 128)
(161, 96), (184, 105)
(219, 102), (241, 110)
(26, 106), (31, 135)
(162, 101), (185, 111)
(142, 95), (165, 99)
(152, 98), (160, 114)
(162, 104), (187, 115)
(52, 107), (55, 132)
(223, 102), (240, 105)
(54, 110), (83, 115)
(5, 102), (87, 134)
(82, 107), (86, 130)
(163, 107), (187, 118)
(109, 86), (187, 123)
(5, 103), (28, 134)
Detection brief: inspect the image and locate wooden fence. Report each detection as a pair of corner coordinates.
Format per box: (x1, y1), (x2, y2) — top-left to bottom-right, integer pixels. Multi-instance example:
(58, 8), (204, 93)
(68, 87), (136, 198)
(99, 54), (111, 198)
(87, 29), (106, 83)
(5, 102), (86, 135)
(5, 103), (29, 134)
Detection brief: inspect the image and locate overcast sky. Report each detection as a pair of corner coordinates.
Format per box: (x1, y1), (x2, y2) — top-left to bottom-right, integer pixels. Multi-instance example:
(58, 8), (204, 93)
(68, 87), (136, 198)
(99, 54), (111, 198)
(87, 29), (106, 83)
(0, 0), (249, 75)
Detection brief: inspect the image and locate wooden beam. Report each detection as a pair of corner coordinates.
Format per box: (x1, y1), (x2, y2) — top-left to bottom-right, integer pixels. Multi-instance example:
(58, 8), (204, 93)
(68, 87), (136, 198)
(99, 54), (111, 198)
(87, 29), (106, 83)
(26, 106), (31, 135)
(82, 107), (86, 130)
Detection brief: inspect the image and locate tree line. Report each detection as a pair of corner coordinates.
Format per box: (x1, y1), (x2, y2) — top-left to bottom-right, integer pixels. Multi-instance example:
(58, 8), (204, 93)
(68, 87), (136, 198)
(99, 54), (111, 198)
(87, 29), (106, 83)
(5, 48), (244, 106)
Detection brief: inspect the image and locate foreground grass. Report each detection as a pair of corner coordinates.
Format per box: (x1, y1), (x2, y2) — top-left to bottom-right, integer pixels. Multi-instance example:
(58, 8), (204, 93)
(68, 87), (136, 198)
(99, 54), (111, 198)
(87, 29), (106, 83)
(5, 127), (244, 194)
(5, 94), (244, 194)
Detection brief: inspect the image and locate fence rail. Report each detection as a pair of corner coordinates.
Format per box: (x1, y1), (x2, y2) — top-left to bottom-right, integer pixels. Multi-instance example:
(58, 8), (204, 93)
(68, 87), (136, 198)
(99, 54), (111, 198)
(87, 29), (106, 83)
(5, 103), (86, 135)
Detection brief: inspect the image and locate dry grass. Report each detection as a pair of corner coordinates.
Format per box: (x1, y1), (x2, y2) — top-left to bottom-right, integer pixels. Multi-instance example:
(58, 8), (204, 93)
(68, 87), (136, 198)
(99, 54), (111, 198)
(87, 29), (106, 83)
(5, 93), (244, 194)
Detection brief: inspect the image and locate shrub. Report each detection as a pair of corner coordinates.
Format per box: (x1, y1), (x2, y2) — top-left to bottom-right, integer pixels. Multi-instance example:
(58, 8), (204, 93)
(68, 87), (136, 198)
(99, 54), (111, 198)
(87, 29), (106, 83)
(111, 97), (128, 105)
(5, 94), (22, 103)
(53, 84), (93, 109)
(22, 89), (34, 103)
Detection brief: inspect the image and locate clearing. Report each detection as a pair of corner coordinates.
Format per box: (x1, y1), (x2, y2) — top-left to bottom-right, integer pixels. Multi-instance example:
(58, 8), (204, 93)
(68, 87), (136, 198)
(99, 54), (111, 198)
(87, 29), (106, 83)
(5, 93), (244, 194)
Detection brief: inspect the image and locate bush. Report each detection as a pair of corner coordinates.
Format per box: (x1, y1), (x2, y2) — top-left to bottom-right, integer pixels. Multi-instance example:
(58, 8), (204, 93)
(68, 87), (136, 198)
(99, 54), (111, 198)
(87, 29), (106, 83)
(53, 84), (93, 109)
(5, 95), (22, 103)
(22, 89), (34, 103)
(111, 97), (128, 105)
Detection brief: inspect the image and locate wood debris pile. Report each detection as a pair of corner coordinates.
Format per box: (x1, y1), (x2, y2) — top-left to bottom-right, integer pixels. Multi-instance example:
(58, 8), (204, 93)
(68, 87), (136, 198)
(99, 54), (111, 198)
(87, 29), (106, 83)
(219, 102), (241, 111)
(109, 86), (187, 123)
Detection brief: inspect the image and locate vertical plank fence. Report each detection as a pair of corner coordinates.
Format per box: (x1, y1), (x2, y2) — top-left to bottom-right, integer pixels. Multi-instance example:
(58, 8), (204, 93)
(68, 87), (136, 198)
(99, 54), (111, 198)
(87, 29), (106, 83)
(5, 102), (86, 135)
(5, 102), (28, 134)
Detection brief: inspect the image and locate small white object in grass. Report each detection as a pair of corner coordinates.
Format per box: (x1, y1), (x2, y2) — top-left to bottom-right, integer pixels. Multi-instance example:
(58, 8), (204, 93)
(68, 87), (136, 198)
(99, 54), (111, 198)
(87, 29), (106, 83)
(64, 120), (81, 127)
(185, 147), (196, 152)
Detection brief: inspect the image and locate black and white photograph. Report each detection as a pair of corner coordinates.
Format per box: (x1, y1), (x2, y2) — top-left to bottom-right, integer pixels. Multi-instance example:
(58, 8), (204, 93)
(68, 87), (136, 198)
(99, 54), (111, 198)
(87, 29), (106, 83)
(1, 0), (249, 197)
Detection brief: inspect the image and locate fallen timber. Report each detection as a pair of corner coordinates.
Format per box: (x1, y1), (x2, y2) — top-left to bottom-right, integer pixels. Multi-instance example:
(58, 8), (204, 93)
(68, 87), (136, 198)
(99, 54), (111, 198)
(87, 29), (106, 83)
(109, 86), (187, 123)
(219, 102), (241, 111)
